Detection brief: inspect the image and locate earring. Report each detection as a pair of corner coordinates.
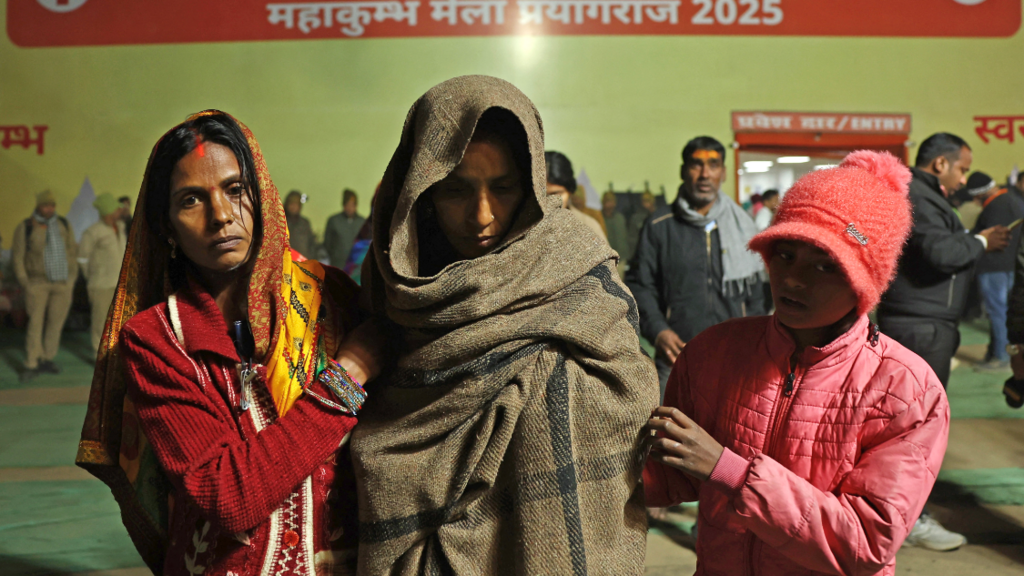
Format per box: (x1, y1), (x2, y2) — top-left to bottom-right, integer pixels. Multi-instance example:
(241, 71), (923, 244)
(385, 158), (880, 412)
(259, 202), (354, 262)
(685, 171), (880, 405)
(168, 239), (177, 259)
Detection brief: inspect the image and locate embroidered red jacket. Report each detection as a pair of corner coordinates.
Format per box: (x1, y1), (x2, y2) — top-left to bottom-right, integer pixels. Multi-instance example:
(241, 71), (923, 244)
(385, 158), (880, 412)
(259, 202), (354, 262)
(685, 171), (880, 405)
(120, 278), (361, 576)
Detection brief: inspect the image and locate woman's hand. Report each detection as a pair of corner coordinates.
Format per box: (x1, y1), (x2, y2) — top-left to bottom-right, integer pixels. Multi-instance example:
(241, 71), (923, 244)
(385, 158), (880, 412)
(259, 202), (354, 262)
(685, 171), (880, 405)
(333, 318), (388, 385)
(644, 407), (724, 482)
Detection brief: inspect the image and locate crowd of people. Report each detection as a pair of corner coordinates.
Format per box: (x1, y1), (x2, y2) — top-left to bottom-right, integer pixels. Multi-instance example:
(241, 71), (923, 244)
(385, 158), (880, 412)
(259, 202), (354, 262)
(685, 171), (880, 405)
(3, 74), (1021, 575)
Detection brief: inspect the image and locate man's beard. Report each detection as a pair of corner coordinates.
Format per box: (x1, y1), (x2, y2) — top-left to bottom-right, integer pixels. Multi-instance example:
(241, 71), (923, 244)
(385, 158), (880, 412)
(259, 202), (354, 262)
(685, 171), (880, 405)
(683, 185), (717, 209)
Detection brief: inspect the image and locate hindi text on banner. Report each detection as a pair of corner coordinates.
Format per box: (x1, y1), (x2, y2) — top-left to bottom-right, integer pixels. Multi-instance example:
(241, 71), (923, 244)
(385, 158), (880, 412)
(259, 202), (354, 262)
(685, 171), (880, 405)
(430, 0), (506, 25)
(518, 0), (680, 26)
(0, 125), (47, 155)
(974, 115), (1024, 144)
(266, 1), (420, 37)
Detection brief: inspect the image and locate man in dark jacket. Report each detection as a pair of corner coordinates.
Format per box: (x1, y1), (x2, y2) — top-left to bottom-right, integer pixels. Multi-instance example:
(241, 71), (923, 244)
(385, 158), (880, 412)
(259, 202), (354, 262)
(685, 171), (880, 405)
(878, 133), (1009, 386)
(969, 172), (1024, 371)
(626, 136), (765, 398)
(879, 133), (1009, 553)
(1003, 177), (1024, 404)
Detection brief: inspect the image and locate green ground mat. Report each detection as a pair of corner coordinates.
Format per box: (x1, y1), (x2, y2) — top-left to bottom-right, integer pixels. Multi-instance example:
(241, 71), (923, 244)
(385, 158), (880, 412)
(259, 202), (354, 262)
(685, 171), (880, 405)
(948, 319), (1024, 420)
(0, 328), (96, 391)
(0, 405), (87, 468)
(0, 480), (145, 575)
(936, 468), (1024, 506)
(958, 318), (992, 347)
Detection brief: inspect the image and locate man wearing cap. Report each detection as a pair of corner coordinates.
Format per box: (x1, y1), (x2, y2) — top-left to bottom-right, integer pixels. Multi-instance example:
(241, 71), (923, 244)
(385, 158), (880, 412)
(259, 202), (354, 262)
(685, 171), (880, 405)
(117, 195), (133, 231)
(12, 191), (78, 381)
(967, 172), (1024, 371)
(284, 189), (319, 260)
(626, 136), (766, 397)
(323, 188), (366, 268)
(78, 193), (127, 352)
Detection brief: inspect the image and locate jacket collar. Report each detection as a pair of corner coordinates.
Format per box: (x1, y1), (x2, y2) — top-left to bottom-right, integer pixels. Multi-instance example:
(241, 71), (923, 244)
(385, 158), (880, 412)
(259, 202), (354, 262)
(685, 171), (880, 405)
(766, 313), (871, 373)
(171, 277), (241, 362)
(911, 167), (945, 199)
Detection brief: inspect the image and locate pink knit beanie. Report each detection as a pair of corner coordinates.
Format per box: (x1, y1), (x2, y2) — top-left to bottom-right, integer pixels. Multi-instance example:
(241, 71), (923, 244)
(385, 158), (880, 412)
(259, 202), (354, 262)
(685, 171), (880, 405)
(748, 150), (913, 315)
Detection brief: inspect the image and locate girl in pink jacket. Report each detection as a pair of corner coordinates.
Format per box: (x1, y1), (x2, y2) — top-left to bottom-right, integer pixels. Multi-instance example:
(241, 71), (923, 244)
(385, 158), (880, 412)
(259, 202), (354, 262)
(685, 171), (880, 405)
(644, 150), (950, 576)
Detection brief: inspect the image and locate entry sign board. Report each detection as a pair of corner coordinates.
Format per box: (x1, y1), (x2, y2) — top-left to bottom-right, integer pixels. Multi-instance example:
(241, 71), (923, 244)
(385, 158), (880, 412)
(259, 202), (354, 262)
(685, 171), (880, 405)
(8, 0), (1021, 46)
(732, 112), (913, 135)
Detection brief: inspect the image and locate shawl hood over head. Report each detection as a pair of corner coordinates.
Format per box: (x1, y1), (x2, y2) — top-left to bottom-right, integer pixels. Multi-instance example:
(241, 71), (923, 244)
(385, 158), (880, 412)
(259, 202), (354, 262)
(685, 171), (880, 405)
(370, 74), (615, 328)
(355, 76), (657, 575)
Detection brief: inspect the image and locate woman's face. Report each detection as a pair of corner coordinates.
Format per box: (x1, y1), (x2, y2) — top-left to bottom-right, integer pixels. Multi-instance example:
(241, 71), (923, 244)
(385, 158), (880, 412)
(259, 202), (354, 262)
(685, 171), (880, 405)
(431, 137), (525, 259)
(168, 141), (256, 275)
(768, 240), (858, 330)
(546, 182), (571, 209)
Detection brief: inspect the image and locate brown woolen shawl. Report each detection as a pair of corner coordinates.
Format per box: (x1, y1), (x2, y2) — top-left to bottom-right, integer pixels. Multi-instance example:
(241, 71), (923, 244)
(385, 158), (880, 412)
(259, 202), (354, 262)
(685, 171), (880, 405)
(353, 75), (659, 575)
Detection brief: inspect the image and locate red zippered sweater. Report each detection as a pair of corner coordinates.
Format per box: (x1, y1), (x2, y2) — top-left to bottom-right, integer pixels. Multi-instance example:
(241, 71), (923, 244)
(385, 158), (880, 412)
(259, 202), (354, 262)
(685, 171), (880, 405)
(120, 277), (361, 576)
(644, 314), (949, 576)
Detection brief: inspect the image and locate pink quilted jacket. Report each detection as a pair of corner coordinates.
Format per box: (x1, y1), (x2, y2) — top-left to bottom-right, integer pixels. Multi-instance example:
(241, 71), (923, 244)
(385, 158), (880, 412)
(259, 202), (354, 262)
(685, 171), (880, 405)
(644, 314), (949, 576)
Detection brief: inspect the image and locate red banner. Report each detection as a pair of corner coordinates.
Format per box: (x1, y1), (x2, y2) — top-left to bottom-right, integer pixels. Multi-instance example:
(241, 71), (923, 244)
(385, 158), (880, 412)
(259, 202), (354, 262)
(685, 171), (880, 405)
(7, 0), (1020, 46)
(732, 112), (912, 135)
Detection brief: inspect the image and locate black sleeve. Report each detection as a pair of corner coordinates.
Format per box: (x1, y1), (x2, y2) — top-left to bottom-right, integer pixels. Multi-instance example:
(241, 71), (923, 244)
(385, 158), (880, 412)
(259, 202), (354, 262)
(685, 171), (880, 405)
(745, 277), (768, 317)
(908, 194), (985, 275)
(625, 221), (670, 342)
(973, 195), (1017, 233)
(1007, 235), (1024, 344)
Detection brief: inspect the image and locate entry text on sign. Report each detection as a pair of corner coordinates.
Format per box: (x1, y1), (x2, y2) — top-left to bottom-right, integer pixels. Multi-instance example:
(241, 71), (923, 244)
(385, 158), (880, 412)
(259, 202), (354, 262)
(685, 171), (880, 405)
(731, 112), (912, 134)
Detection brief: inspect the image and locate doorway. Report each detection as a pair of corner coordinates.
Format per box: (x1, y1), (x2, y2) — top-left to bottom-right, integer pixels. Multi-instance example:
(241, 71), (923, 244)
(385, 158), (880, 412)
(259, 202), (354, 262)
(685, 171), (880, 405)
(731, 111), (913, 203)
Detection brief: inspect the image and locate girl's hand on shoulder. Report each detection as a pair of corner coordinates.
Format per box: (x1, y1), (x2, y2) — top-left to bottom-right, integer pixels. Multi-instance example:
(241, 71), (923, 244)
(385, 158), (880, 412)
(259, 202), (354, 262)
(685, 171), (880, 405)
(644, 406), (724, 482)
(333, 317), (388, 386)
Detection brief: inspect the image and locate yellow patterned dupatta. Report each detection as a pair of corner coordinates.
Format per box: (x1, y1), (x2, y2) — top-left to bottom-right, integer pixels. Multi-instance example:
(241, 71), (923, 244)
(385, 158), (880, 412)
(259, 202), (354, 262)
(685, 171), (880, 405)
(75, 110), (338, 573)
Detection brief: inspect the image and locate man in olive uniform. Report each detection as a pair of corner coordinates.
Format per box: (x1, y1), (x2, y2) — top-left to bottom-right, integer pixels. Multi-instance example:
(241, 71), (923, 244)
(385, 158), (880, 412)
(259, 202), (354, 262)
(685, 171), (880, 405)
(79, 193), (127, 352)
(12, 191), (78, 381)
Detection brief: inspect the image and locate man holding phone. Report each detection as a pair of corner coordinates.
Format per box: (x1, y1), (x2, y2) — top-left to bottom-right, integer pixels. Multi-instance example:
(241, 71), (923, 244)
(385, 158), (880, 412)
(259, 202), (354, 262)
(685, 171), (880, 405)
(880, 135), (1010, 552)
(971, 171), (1024, 371)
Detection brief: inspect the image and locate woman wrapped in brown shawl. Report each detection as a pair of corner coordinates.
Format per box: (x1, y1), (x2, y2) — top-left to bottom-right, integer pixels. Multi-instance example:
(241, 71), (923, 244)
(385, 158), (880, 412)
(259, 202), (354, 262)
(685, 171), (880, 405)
(353, 76), (659, 575)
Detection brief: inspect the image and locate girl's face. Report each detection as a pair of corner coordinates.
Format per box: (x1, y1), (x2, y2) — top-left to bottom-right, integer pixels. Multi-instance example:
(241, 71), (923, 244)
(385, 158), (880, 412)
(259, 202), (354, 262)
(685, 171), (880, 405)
(430, 136), (525, 259)
(769, 240), (858, 331)
(168, 142), (256, 275)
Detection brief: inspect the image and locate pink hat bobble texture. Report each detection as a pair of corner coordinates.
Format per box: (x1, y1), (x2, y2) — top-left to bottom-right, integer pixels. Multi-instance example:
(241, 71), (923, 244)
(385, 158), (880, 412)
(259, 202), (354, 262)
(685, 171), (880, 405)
(748, 150), (913, 315)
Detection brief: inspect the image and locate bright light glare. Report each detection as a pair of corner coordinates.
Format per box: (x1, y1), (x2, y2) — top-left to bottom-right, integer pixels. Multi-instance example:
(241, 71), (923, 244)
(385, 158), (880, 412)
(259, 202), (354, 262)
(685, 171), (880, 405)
(777, 156), (810, 164)
(514, 34), (540, 69)
(744, 161), (773, 169)
(744, 166), (771, 173)
(814, 164), (840, 171)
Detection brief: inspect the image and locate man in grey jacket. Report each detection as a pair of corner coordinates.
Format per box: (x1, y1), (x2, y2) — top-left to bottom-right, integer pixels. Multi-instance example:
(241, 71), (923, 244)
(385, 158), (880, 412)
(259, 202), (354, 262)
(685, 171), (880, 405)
(626, 136), (765, 398)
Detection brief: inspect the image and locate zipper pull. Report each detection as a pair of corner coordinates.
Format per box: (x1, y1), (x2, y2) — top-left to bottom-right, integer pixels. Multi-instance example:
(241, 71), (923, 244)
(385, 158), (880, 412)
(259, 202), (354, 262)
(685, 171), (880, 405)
(783, 372), (795, 397)
(239, 363), (256, 411)
(869, 323), (881, 347)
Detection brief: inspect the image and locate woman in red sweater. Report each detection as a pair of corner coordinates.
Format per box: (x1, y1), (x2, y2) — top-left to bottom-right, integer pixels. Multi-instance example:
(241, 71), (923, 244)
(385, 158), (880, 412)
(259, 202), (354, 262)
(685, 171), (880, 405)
(77, 111), (382, 575)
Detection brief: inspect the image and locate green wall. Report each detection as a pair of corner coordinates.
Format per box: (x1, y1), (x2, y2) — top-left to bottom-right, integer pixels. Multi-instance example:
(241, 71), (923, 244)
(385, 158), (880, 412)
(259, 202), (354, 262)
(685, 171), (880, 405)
(2, 1), (1024, 246)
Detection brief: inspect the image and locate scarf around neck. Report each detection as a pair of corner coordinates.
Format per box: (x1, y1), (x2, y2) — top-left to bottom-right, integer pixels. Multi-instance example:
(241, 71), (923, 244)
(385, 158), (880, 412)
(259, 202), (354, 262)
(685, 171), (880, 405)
(33, 212), (68, 282)
(675, 187), (765, 295)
